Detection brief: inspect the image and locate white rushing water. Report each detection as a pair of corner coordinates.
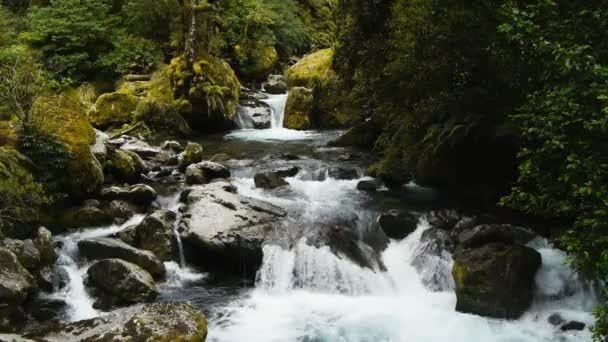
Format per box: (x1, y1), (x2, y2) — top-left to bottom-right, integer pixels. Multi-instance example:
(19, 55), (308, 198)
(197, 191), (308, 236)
(205, 157), (597, 341)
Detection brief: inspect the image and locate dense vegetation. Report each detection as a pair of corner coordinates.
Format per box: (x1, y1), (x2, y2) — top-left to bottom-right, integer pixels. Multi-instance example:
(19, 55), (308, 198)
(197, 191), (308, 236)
(335, 0), (608, 337)
(0, 0), (606, 338)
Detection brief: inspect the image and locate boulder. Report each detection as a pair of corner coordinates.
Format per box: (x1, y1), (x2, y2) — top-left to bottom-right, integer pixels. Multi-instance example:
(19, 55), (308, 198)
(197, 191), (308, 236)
(327, 167), (359, 180)
(90, 129), (109, 162)
(378, 210), (419, 240)
(177, 142), (204, 172)
(356, 180), (378, 192)
(264, 75), (288, 94)
(161, 140), (184, 153)
(456, 224), (537, 251)
(89, 92), (140, 129)
(120, 138), (162, 160)
(286, 48), (334, 87)
(180, 181), (286, 277)
(185, 161), (231, 185)
(452, 243), (541, 319)
(34, 227), (57, 266)
(0, 247), (35, 306)
(105, 149), (144, 183)
(235, 98), (272, 129)
(561, 321), (586, 331)
(78, 238), (165, 277)
(254, 172), (288, 189)
(132, 210), (177, 261)
(87, 259), (158, 306)
(52, 199), (138, 230)
(23, 303), (207, 341)
(284, 87), (313, 130)
(100, 184), (157, 206)
(305, 223), (388, 271)
(1, 239), (40, 270)
(238, 46), (279, 81)
(274, 166), (300, 178)
(426, 210), (464, 231)
(548, 313), (566, 326)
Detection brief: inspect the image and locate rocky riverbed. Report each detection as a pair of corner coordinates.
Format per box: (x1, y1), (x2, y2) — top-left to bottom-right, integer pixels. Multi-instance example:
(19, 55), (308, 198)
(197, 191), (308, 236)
(0, 89), (599, 342)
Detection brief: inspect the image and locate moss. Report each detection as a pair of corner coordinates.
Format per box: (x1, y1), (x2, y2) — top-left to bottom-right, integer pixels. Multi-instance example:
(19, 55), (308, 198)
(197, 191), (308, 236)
(286, 48), (334, 87)
(368, 146), (412, 188)
(32, 95), (104, 198)
(90, 92), (141, 129)
(238, 46), (279, 81)
(169, 54), (240, 131)
(105, 149), (144, 183)
(285, 87), (313, 130)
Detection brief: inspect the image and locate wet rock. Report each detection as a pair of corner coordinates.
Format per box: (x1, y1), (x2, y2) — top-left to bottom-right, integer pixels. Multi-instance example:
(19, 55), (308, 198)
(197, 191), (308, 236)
(264, 75), (288, 94)
(161, 140), (184, 153)
(305, 223), (388, 271)
(24, 297), (66, 322)
(274, 166), (300, 178)
(105, 200), (138, 223)
(34, 227), (57, 266)
(180, 181), (286, 277)
(378, 210), (419, 240)
(120, 138), (162, 160)
(87, 259), (158, 306)
(356, 180), (378, 192)
(328, 167), (359, 180)
(548, 313), (566, 326)
(2, 239), (40, 270)
(52, 199), (138, 230)
(279, 153), (300, 160)
(132, 210), (177, 261)
(426, 210), (463, 231)
(78, 238), (165, 277)
(177, 142), (204, 172)
(100, 184), (157, 206)
(411, 228), (455, 291)
(186, 161), (231, 185)
(561, 321), (586, 331)
(254, 172), (289, 189)
(90, 129), (109, 162)
(452, 243), (541, 319)
(105, 149), (144, 183)
(235, 99), (272, 129)
(0, 247), (35, 306)
(23, 302), (207, 341)
(456, 224), (537, 251)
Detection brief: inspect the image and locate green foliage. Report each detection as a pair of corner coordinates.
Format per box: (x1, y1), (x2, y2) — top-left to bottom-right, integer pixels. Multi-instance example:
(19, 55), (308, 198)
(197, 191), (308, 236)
(99, 31), (162, 75)
(17, 122), (74, 195)
(24, 0), (114, 86)
(496, 2), (608, 338)
(121, 0), (180, 43)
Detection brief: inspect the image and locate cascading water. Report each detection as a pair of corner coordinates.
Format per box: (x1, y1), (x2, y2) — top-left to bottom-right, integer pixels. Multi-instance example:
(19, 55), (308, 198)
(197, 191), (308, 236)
(261, 93), (289, 129)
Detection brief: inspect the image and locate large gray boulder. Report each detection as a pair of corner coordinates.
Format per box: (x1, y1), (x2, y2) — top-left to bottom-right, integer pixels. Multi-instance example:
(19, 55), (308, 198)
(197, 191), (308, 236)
(131, 210), (178, 262)
(235, 99), (272, 129)
(0, 247), (35, 305)
(78, 238), (165, 278)
(254, 172), (288, 189)
(180, 181), (286, 277)
(1, 239), (40, 270)
(22, 303), (207, 341)
(100, 184), (157, 205)
(452, 243), (541, 319)
(185, 161), (231, 185)
(455, 224), (537, 251)
(87, 259), (158, 307)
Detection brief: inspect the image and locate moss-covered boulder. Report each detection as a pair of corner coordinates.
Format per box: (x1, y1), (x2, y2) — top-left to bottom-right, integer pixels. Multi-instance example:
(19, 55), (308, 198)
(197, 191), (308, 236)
(24, 303), (207, 341)
(89, 92), (140, 129)
(285, 87), (313, 130)
(178, 142), (204, 172)
(105, 149), (145, 184)
(452, 243), (541, 319)
(33, 95), (104, 199)
(170, 54), (240, 132)
(237, 46), (279, 81)
(285, 48), (353, 129)
(286, 48), (334, 87)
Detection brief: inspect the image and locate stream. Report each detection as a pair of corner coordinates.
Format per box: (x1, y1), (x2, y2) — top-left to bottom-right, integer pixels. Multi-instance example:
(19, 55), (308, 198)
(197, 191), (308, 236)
(50, 91), (598, 341)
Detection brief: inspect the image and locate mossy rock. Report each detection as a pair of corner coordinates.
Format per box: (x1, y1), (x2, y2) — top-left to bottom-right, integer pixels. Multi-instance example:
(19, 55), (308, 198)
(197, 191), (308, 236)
(238, 46), (279, 81)
(286, 48), (334, 87)
(285, 87), (313, 130)
(170, 54), (240, 132)
(90, 92), (141, 129)
(105, 149), (145, 184)
(452, 243), (541, 319)
(33, 96), (104, 199)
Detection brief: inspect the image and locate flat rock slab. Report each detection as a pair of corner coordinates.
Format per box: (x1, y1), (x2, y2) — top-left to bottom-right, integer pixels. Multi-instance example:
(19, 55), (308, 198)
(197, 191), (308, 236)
(180, 181), (286, 277)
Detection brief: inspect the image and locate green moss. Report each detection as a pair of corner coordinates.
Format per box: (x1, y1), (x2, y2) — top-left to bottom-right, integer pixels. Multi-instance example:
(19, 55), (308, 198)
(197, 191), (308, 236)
(90, 92), (141, 129)
(238, 46), (279, 81)
(285, 87), (313, 130)
(286, 48), (334, 87)
(32, 95), (103, 198)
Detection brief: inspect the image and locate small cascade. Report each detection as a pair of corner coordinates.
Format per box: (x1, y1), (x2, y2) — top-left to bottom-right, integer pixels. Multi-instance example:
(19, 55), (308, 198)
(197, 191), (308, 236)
(261, 93), (289, 129)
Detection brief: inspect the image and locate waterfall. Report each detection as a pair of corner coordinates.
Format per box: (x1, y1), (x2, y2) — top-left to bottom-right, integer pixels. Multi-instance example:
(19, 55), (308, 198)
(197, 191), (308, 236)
(261, 93), (288, 129)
